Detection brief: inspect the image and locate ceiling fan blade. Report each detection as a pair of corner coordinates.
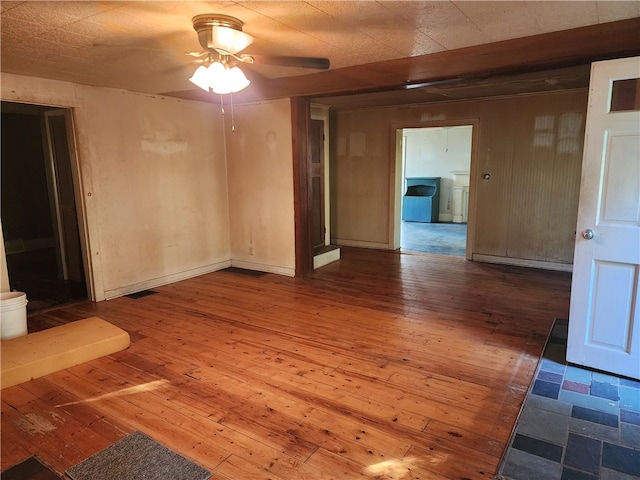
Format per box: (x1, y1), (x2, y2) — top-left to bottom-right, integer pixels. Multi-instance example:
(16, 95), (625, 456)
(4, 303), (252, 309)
(240, 54), (330, 70)
(185, 51), (209, 57)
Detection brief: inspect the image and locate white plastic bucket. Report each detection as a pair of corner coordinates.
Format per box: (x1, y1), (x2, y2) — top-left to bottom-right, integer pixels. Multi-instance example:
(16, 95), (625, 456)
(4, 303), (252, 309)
(1, 291), (28, 340)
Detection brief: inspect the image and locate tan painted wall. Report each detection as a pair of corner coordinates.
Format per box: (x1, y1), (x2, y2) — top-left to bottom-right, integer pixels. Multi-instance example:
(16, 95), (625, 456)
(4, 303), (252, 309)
(79, 87), (231, 298)
(2, 74), (231, 300)
(225, 99), (296, 276)
(331, 90), (587, 267)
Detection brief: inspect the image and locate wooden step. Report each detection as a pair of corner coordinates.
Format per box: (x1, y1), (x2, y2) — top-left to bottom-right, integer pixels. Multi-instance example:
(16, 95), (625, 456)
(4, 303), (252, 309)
(1, 317), (130, 389)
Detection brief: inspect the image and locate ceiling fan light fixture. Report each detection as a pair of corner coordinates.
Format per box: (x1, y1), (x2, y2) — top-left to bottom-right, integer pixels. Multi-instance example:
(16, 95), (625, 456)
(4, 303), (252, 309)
(226, 66), (250, 92)
(189, 62), (250, 94)
(208, 26), (254, 55)
(188, 65), (211, 91)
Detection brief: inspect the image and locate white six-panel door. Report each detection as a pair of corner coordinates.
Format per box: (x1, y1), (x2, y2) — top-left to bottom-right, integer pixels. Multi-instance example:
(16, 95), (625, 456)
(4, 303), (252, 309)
(567, 56), (640, 380)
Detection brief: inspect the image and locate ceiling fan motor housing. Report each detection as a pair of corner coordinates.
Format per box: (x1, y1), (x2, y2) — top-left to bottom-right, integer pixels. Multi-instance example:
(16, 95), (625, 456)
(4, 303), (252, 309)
(192, 14), (252, 54)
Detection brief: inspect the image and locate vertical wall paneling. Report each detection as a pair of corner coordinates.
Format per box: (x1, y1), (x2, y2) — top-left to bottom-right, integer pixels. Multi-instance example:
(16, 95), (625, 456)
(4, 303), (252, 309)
(332, 90), (588, 269)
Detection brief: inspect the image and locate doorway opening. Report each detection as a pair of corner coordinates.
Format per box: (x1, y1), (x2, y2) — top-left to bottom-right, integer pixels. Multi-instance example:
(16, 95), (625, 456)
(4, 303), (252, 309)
(397, 124), (473, 257)
(310, 104), (340, 269)
(1, 101), (87, 313)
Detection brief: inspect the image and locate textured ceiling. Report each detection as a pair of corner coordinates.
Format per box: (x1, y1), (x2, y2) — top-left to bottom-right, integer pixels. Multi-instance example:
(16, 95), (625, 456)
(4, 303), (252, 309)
(1, 1), (639, 104)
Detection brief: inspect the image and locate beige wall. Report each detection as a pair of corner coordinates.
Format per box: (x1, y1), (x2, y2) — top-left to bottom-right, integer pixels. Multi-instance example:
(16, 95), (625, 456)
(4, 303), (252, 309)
(404, 126), (473, 222)
(2, 73), (232, 300)
(331, 90), (587, 269)
(79, 87), (231, 298)
(225, 99), (296, 276)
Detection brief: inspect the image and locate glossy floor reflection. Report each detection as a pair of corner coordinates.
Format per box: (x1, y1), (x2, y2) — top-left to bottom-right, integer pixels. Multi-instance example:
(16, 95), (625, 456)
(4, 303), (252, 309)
(400, 221), (467, 256)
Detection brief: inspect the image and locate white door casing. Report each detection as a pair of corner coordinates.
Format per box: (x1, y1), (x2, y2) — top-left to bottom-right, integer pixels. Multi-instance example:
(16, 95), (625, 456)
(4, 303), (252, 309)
(567, 57), (640, 380)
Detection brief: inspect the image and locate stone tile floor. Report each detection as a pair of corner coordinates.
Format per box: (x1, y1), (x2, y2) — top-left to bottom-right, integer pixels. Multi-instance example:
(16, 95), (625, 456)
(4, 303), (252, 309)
(400, 221), (467, 256)
(497, 319), (640, 480)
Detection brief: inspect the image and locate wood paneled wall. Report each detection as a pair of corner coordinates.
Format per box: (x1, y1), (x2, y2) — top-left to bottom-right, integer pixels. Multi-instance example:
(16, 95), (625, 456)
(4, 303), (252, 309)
(331, 90), (587, 268)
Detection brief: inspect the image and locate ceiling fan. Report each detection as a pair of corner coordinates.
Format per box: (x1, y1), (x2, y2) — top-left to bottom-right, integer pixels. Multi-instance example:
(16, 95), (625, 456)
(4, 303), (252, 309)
(187, 14), (330, 94)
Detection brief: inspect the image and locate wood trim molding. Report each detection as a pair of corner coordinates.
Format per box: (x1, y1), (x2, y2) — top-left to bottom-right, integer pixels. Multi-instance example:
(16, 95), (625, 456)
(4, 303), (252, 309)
(291, 97), (313, 277)
(226, 18), (640, 104)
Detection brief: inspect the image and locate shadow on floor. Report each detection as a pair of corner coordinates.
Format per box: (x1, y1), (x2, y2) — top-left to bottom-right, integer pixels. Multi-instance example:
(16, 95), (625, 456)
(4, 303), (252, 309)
(5, 248), (87, 313)
(401, 221), (467, 257)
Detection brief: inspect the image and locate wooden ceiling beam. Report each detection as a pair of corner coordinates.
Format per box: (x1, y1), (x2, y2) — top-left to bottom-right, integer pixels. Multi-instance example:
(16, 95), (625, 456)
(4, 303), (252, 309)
(165, 17), (640, 104)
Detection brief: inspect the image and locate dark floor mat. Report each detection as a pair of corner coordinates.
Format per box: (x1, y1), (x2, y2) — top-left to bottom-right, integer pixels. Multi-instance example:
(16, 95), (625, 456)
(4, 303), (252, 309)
(1, 456), (63, 480)
(66, 431), (210, 480)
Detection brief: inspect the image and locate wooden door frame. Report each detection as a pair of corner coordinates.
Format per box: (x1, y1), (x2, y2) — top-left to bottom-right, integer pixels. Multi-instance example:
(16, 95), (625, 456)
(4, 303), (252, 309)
(389, 119), (480, 260)
(311, 104), (331, 247)
(292, 97), (313, 276)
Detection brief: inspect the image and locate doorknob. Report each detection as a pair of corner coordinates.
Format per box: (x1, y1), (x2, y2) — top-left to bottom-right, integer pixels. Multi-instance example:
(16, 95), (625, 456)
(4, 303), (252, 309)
(582, 229), (595, 240)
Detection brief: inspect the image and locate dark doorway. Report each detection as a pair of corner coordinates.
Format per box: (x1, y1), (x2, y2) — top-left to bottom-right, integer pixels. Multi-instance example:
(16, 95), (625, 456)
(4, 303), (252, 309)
(309, 118), (325, 254)
(1, 102), (87, 312)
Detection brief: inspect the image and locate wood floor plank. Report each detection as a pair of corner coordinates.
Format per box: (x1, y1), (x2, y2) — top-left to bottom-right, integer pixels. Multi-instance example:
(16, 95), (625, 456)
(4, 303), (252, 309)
(1, 248), (572, 479)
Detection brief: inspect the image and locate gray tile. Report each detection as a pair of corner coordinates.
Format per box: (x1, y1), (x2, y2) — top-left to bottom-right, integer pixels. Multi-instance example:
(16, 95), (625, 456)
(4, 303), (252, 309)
(620, 422), (640, 448)
(564, 433), (601, 474)
(593, 371), (620, 385)
(621, 409), (640, 426)
(602, 442), (640, 476)
(559, 389), (619, 415)
(572, 405), (619, 428)
(600, 467), (640, 480)
(620, 378), (640, 389)
(500, 448), (562, 480)
(619, 386), (640, 412)
(539, 370), (564, 384)
(517, 406), (570, 445)
(569, 417), (620, 444)
(541, 358), (567, 375)
(533, 379), (561, 399)
(591, 380), (620, 401)
(512, 434), (563, 462)
(560, 467), (598, 480)
(564, 366), (592, 384)
(525, 393), (573, 416)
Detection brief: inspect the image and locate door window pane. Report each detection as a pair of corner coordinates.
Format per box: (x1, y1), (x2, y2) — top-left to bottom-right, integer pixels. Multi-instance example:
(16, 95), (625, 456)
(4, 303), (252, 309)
(611, 78), (640, 112)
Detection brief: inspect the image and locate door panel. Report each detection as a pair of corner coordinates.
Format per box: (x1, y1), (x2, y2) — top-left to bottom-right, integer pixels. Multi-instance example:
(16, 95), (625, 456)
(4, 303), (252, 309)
(309, 119), (325, 251)
(567, 56), (640, 380)
(44, 111), (84, 283)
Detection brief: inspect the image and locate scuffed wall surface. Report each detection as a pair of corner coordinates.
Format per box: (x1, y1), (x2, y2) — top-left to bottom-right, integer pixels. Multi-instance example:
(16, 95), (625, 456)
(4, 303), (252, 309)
(225, 99), (295, 275)
(332, 90), (587, 266)
(1, 73), (231, 300)
(78, 87), (230, 297)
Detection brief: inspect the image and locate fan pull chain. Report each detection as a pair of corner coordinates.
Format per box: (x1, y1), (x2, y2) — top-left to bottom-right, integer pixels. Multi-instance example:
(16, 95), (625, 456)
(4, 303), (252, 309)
(218, 93), (236, 132)
(230, 92), (236, 132)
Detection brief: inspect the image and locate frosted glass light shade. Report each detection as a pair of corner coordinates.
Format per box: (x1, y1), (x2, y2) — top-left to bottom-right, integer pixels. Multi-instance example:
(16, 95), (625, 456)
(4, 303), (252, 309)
(188, 65), (211, 91)
(189, 62), (250, 94)
(224, 66), (250, 93)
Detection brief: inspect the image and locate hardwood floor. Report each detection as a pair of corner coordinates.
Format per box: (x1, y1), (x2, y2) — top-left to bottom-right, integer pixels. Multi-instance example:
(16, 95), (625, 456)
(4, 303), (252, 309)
(1, 248), (572, 479)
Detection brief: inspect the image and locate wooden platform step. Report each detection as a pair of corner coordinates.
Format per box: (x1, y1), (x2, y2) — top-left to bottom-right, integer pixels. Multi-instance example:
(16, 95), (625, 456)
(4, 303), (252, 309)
(1, 317), (130, 389)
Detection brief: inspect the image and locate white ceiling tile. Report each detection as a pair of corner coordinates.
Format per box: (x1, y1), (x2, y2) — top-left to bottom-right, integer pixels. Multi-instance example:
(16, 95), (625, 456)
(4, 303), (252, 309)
(454, 1), (543, 42)
(0, 1), (636, 98)
(596, 0), (640, 22)
(523, 1), (599, 33)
